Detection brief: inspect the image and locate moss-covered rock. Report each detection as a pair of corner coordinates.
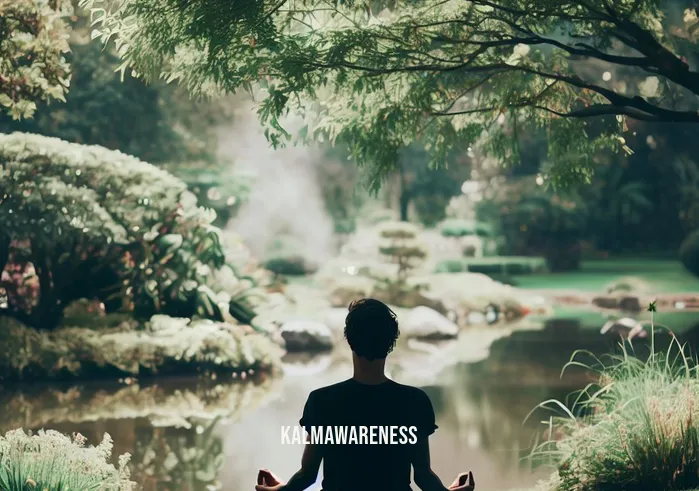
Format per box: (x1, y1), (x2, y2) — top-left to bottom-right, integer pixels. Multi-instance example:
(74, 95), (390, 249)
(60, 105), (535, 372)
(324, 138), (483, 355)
(0, 315), (283, 382)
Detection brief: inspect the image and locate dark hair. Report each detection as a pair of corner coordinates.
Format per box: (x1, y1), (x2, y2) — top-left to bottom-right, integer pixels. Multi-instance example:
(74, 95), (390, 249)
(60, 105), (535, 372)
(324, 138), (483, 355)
(344, 298), (400, 361)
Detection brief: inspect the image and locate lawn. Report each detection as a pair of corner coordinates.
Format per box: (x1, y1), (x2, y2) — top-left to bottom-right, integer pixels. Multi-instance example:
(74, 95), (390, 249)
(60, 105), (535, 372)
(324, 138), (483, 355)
(512, 259), (699, 293)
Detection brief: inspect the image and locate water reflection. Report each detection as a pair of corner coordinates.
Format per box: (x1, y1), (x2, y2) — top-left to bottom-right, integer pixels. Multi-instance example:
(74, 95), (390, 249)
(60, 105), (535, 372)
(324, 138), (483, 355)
(4, 315), (699, 491)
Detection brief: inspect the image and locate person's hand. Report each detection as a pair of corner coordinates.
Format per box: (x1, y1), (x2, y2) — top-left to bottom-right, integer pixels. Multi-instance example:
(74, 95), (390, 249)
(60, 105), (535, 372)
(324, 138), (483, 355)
(449, 471), (475, 491)
(256, 469), (284, 491)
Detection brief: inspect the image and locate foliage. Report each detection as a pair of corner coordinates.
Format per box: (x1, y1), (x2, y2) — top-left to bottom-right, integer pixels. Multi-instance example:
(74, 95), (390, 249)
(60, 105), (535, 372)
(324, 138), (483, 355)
(0, 0), (72, 120)
(477, 177), (589, 271)
(0, 35), (219, 167)
(260, 235), (317, 276)
(0, 429), (135, 491)
(582, 162), (654, 252)
(170, 163), (254, 227)
(394, 143), (470, 224)
(531, 326), (699, 491)
(680, 229), (699, 277)
(440, 219), (493, 238)
(0, 132), (234, 329)
(316, 145), (365, 234)
(0, 315), (282, 381)
(81, 0), (699, 189)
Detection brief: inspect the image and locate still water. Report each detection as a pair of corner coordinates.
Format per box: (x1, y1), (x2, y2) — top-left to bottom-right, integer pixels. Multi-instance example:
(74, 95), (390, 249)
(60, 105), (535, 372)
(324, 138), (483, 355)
(0, 321), (637, 491)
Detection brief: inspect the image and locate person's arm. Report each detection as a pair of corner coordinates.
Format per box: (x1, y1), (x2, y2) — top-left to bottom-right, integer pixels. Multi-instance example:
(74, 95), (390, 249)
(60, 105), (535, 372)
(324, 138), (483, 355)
(277, 443), (322, 491)
(411, 391), (474, 491)
(411, 437), (451, 491)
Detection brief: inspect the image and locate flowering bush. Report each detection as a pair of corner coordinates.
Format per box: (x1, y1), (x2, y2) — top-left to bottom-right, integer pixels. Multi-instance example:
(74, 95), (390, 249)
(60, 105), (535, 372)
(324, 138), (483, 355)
(0, 132), (232, 329)
(0, 429), (136, 490)
(0, 0), (72, 120)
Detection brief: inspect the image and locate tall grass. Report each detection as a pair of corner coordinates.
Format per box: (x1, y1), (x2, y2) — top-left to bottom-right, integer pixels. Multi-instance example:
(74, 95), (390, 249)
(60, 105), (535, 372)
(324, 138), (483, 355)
(526, 307), (699, 491)
(0, 429), (136, 491)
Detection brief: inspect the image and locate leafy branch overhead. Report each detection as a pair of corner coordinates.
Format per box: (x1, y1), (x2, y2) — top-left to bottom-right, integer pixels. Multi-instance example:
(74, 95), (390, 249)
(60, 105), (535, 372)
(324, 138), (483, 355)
(73, 1), (699, 185)
(0, 0), (73, 119)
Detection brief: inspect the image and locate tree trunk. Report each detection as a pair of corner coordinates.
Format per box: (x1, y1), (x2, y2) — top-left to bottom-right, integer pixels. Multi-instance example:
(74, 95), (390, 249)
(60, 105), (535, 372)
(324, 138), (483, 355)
(31, 251), (63, 329)
(398, 165), (410, 222)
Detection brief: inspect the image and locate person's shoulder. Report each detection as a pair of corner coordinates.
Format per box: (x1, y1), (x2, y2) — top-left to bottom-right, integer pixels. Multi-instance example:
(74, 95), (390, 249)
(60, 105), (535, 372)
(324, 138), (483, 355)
(308, 380), (354, 398)
(389, 381), (431, 402)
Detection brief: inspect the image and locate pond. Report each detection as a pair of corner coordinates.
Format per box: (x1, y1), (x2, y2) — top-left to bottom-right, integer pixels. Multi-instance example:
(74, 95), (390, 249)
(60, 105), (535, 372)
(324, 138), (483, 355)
(3, 269), (699, 491)
(5, 317), (685, 491)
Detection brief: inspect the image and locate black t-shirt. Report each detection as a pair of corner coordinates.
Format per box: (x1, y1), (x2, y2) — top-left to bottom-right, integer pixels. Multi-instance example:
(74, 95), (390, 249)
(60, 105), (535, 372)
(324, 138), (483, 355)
(299, 378), (437, 491)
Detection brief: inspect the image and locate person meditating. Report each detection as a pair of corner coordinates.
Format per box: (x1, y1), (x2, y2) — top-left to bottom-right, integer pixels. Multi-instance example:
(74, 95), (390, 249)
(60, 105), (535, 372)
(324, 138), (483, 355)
(255, 298), (476, 491)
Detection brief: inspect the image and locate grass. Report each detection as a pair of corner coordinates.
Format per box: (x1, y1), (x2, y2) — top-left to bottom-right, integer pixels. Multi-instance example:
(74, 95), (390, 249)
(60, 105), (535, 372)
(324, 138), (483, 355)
(513, 259), (699, 293)
(0, 430), (136, 491)
(522, 313), (699, 491)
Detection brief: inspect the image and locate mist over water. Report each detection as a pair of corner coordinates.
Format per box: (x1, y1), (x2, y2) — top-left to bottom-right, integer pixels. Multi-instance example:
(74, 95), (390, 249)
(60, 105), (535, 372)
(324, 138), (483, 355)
(218, 97), (335, 264)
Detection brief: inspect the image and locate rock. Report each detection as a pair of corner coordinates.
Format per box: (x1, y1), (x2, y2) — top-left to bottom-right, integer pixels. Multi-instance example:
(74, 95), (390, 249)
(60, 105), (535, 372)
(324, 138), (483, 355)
(401, 307), (459, 340)
(422, 273), (545, 326)
(619, 296), (642, 312)
(466, 311), (487, 325)
(600, 317), (648, 340)
(592, 295), (642, 312)
(592, 296), (620, 309)
(280, 320), (334, 352)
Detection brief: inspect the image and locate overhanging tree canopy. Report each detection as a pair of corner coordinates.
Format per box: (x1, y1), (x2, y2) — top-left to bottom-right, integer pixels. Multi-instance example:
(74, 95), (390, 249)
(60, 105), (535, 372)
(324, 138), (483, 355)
(0, 0), (73, 119)
(80, 0), (699, 186)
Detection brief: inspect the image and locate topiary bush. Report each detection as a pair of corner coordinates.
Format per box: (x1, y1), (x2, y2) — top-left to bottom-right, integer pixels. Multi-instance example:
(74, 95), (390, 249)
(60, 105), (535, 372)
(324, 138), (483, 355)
(0, 132), (235, 329)
(378, 221), (428, 282)
(680, 229), (699, 277)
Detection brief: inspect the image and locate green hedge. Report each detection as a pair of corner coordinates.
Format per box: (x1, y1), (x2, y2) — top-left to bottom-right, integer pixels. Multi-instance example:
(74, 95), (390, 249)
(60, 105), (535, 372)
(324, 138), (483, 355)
(434, 256), (547, 275)
(439, 219), (494, 238)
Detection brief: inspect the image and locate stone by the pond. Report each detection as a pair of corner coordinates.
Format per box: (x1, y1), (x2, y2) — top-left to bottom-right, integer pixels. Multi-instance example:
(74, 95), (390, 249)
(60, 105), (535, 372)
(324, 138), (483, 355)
(592, 295), (641, 312)
(280, 320), (334, 352)
(466, 311), (487, 326)
(401, 307), (459, 340)
(600, 317), (648, 340)
(0, 315), (283, 382)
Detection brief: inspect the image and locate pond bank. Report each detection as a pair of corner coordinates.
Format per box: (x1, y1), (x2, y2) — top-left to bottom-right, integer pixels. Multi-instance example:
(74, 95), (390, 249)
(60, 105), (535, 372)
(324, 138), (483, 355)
(0, 314), (283, 383)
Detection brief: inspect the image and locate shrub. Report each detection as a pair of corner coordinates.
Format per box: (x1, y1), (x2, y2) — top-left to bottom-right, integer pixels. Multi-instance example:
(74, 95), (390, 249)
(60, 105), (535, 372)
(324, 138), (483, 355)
(680, 229), (699, 277)
(532, 321), (699, 491)
(477, 178), (588, 272)
(0, 429), (136, 490)
(439, 218), (493, 238)
(0, 132), (229, 329)
(262, 235), (316, 276)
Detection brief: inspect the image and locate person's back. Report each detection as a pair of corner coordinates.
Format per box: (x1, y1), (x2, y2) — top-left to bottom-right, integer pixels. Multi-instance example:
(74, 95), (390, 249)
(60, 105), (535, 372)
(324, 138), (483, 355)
(301, 378), (437, 491)
(255, 299), (474, 491)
